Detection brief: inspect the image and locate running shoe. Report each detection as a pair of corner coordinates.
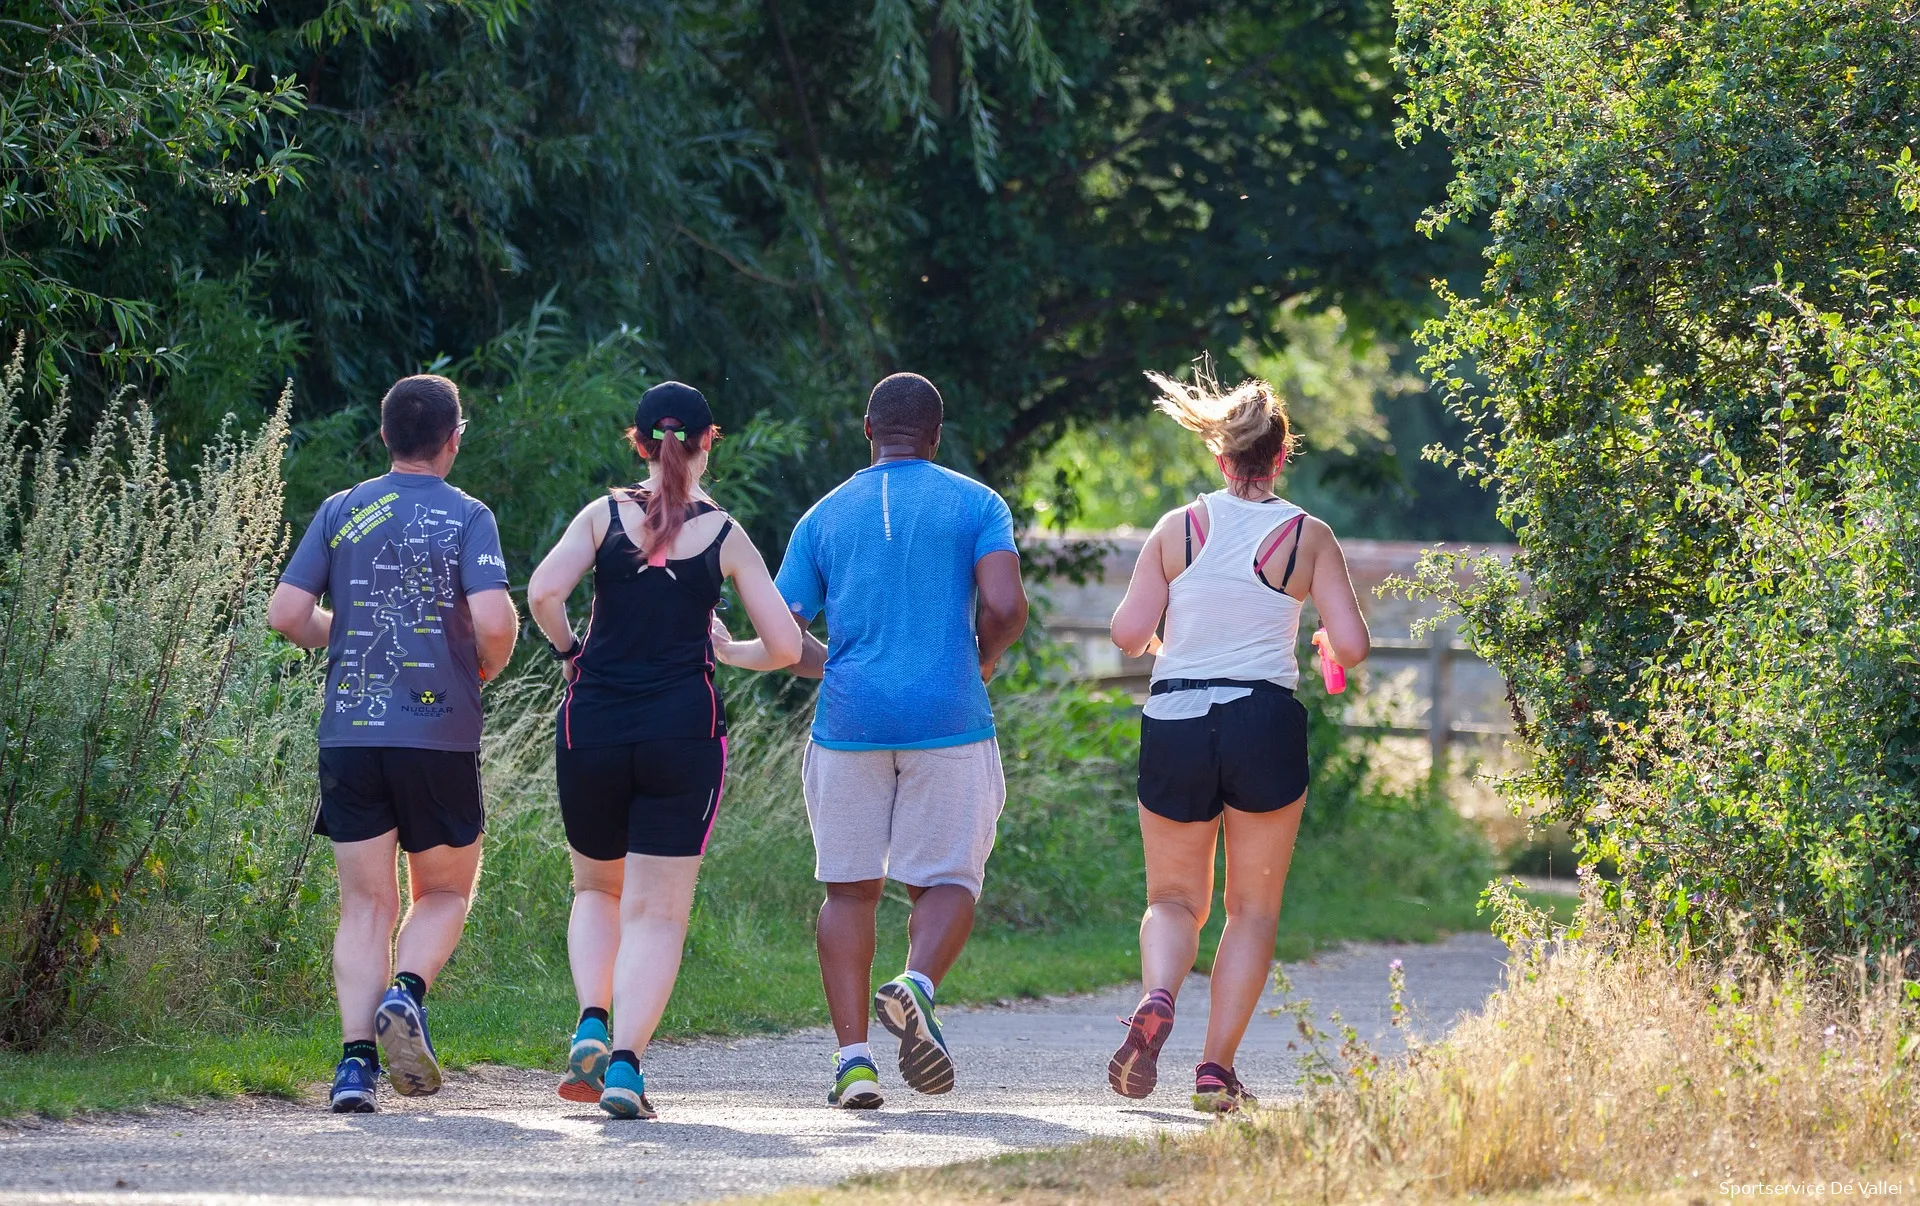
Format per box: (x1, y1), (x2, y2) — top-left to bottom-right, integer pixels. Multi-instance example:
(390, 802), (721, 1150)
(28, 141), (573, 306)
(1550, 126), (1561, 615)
(374, 985), (442, 1097)
(1108, 987), (1176, 1099)
(599, 1060), (656, 1120)
(329, 1054), (378, 1113)
(558, 1015), (610, 1103)
(1192, 1061), (1258, 1114)
(874, 974), (955, 1095)
(827, 1054), (884, 1109)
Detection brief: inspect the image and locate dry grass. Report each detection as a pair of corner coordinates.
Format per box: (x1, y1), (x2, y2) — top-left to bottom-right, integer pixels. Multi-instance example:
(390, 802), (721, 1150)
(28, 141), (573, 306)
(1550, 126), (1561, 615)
(755, 890), (1920, 1205)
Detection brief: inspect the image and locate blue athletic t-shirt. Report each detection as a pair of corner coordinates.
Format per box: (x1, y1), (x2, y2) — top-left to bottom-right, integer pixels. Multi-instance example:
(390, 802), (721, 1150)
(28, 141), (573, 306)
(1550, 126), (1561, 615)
(776, 459), (1018, 750)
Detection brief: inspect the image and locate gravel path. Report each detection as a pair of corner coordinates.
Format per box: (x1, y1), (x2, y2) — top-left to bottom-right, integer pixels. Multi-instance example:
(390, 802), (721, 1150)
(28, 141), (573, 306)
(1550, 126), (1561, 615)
(0, 932), (1507, 1205)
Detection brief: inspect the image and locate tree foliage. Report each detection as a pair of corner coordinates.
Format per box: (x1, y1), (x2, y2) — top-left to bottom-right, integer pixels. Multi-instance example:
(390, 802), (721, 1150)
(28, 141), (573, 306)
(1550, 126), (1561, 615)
(0, 1), (305, 388)
(5, 0), (1479, 561)
(1399, 0), (1920, 953)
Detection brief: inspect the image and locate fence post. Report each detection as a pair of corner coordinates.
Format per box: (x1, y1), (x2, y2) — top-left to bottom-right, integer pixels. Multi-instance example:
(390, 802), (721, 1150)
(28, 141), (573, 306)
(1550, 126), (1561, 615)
(1428, 620), (1453, 778)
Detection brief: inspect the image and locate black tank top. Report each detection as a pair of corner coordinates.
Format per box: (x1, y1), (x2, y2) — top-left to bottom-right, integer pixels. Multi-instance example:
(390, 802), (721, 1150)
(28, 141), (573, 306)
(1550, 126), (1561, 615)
(558, 490), (732, 749)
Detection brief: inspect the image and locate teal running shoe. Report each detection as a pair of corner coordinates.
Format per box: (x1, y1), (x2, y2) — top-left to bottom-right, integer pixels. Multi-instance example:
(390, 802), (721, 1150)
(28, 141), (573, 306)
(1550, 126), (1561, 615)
(558, 1016), (609, 1103)
(827, 1054), (884, 1109)
(874, 975), (955, 1095)
(599, 1060), (656, 1120)
(374, 985), (441, 1097)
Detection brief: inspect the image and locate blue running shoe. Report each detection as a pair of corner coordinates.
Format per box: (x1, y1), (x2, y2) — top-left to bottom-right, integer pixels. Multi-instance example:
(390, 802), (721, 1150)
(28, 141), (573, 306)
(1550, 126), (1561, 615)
(827, 1054), (884, 1109)
(599, 1060), (656, 1120)
(558, 1015), (610, 1103)
(875, 974), (955, 1095)
(374, 985), (442, 1097)
(330, 1055), (377, 1113)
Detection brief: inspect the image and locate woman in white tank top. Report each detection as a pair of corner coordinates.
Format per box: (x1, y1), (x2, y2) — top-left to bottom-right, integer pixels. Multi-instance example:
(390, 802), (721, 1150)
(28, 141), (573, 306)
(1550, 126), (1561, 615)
(1104, 363), (1371, 1113)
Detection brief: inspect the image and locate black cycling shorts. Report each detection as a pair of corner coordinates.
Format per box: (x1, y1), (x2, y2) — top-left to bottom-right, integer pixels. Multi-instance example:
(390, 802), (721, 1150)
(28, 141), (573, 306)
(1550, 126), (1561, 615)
(556, 738), (727, 860)
(1137, 688), (1309, 823)
(316, 747), (485, 852)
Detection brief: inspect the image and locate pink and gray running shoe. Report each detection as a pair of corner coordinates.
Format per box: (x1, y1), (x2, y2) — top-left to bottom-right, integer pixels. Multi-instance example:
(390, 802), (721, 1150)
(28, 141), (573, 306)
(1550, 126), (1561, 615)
(1108, 987), (1176, 1098)
(1192, 1061), (1258, 1113)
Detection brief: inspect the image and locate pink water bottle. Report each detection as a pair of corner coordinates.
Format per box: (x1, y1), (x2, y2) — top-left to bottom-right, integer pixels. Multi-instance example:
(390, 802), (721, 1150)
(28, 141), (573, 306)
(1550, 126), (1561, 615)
(1312, 628), (1347, 694)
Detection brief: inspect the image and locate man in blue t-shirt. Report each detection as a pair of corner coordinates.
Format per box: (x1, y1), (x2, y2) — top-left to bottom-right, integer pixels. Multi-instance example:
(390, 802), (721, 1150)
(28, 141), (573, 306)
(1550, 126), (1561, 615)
(269, 374), (518, 1113)
(773, 372), (1028, 1109)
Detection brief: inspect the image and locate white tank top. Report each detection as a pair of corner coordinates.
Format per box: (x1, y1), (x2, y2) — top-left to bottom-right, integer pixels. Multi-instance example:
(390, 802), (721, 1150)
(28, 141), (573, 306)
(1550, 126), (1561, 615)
(1146, 491), (1306, 721)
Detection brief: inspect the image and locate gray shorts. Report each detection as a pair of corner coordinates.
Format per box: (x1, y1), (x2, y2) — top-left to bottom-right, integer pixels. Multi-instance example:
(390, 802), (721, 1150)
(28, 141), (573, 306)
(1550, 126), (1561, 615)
(800, 738), (1006, 898)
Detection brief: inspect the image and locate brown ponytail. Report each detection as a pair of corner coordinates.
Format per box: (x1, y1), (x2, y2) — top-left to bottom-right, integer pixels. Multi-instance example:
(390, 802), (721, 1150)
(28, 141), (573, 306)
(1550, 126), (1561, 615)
(626, 421), (719, 567)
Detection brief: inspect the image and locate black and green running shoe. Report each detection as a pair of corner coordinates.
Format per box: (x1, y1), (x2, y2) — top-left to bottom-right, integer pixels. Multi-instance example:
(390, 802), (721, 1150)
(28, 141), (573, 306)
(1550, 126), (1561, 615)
(874, 975), (955, 1095)
(827, 1054), (884, 1109)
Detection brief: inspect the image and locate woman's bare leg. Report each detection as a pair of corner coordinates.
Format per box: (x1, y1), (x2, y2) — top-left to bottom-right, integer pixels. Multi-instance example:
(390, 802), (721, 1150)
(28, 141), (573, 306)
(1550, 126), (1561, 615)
(568, 851), (624, 1012)
(609, 853), (704, 1059)
(1199, 798), (1305, 1067)
(1138, 804), (1220, 1000)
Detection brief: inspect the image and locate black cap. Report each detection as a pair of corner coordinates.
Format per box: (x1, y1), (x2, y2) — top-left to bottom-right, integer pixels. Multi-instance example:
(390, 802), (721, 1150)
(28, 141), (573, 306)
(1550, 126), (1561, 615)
(633, 381), (713, 441)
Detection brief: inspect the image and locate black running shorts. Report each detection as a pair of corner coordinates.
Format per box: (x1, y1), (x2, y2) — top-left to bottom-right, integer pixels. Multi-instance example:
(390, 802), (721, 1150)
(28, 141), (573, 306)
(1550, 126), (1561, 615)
(556, 738), (727, 861)
(1137, 688), (1310, 823)
(316, 747), (485, 852)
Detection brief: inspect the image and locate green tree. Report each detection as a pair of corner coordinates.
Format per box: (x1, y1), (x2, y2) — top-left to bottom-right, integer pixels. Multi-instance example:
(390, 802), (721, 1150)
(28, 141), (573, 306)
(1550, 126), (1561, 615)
(0, 1), (305, 391)
(813, 0), (1480, 479)
(1398, 0), (1920, 952)
(16, 2), (1477, 530)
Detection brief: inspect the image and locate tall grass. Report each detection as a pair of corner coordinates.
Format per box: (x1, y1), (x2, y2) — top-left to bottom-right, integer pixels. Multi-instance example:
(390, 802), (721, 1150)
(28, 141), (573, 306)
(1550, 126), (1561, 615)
(0, 338), (321, 1048)
(434, 660), (1492, 1039)
(439, 672), (1156, 1015)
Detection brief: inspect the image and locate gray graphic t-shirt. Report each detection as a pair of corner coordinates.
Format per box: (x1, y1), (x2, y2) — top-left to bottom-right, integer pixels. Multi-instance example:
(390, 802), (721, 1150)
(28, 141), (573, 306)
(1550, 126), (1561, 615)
(281, 473), (511, 750)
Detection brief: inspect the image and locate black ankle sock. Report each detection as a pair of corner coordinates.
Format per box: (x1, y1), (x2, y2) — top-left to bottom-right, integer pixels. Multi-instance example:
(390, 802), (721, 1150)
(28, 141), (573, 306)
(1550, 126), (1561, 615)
(610, 1048), (638, 1071)
(393, 971), (427, 1007)
(343, 1039), (379, 1069)
(581, 1006), (609, 1027)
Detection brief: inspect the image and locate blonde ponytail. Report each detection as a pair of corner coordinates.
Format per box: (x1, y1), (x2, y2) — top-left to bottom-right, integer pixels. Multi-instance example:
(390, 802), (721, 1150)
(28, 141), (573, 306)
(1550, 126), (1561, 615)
(1145, 358), (1293, 480)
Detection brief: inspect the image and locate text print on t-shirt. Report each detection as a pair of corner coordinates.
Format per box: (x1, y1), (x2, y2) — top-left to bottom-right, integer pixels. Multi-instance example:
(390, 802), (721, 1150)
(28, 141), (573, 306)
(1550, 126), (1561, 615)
(330, 495), (469, 728)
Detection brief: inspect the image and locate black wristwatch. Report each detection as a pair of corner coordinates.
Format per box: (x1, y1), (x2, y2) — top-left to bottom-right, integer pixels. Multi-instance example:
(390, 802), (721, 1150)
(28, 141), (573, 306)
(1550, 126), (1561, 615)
(549, 637), (580, 660)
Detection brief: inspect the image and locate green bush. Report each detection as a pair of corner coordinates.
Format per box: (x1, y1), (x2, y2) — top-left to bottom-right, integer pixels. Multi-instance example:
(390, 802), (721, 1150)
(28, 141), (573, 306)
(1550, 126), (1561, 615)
(0, 340), (321, 1047)
(1396, 0), (1920, 954)
(1591, 292), (1920, 953)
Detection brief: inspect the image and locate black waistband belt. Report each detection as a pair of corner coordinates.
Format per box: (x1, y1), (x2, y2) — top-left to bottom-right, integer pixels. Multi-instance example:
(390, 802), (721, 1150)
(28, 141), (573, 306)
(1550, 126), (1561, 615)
(1148, 678), (1294, 697)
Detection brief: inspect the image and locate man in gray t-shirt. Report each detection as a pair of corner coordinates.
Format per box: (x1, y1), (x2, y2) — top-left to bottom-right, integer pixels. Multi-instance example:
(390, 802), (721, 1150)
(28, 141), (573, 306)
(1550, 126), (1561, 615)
(282, 470), (509, 749)
(269, 374), (517, 1112)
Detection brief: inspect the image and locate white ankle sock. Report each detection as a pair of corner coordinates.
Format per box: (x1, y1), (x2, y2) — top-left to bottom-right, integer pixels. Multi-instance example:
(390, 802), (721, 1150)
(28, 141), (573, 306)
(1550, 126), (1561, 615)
(902, 970), (936, 1001)
(837, 1042), (871, 1067)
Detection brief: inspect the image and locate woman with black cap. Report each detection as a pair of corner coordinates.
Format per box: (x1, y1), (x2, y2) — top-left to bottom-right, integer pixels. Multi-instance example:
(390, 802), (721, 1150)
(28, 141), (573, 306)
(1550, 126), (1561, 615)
(527, 381), (800, 1119)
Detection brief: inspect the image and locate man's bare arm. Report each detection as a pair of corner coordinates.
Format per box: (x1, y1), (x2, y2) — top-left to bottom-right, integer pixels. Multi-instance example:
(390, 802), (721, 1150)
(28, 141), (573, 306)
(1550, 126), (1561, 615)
(787, 608), (828, 679)
(974, 549), (1028, 681)
(268, 583), (332, 650)
(468, 588), (520, 682)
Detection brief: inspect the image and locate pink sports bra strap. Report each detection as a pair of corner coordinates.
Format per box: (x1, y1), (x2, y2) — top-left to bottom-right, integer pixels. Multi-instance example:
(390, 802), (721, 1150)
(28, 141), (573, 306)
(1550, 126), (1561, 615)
(1254, 514), (1307, 575)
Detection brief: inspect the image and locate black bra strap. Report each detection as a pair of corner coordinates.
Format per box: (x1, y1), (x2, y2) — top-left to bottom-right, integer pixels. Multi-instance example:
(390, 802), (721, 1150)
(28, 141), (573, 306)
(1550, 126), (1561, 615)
(1278, 514), (1307, 590)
